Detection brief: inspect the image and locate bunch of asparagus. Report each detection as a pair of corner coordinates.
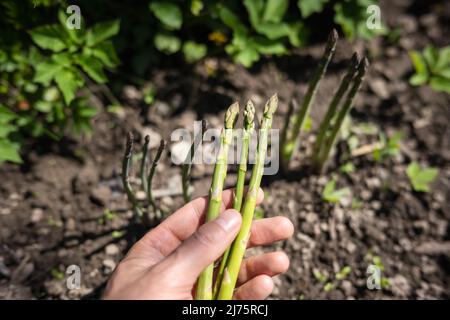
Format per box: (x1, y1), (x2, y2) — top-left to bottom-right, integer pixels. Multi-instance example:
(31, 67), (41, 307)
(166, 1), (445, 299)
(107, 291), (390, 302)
(280, 29), (369, 173)
(195, 94), (278, 300)
(122, 132), (166, 226)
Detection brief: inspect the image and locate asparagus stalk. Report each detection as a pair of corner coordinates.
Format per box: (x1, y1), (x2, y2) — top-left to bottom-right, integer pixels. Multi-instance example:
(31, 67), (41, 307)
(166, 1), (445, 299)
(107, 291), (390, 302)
(213, 100), (255, 298)
(182, 120), (207, 203)
(316, 57), (369, 172)
(312, 53), (359, 167)
(140, 135), (150, 193)
(195, 102), (240, 300)
(217, 94), (278, 300)
(281, 29), (338, 169)
(122, 132), (143, 219)
(280, 98), (297, 171)
(147, 139), (166, 219)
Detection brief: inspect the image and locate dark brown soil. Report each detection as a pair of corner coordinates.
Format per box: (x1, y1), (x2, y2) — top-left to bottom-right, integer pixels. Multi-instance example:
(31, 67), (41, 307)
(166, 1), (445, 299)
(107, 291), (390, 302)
(1, 0), (449, 299)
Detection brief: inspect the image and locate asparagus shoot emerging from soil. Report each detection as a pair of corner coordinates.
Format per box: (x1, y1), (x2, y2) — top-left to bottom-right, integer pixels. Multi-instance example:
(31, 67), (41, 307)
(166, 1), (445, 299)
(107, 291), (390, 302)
(213, 100), (255, 298)
(316, 57), (369, 172)
(217, 94), (278, 300)
(140, 135), (150, 193)
(195, 102), (240, 300)
(312, 53), (360, 167)
(281, 29), (338, 170)
(122, 132), (143, 219)
(147, 139), (166, 218)
(182, 120), (207, 203)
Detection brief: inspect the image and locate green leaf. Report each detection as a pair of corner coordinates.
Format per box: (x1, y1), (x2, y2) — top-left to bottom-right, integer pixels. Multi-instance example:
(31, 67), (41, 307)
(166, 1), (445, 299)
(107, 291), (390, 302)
(29, 25), (67, 52)
(91, 41), (120, 68)
(423, 45), (439, 71)
(0, 124), (17, 138)
(406, 161), (438, 192)
(76, 55), (107, 83)
(54, 68), (81, 105)
(33, 61), (62, 85)
(253, 37), (287, 55)
(190, 0), (203, 16)
(86, 20), (120, 47)
(232, 47), (259, 68)
(322, 179), (351, 203)
(57, 9), (84, 44)
(154, 32), (181, 54)
(409, 73), (428, 86)
(0, 105), (17, 124)
(149, 2), (182, 30)
(0, 139), (22, 164)
(298, 0), (329, 18)
(409, 51), (428, 76)
(218, 5), (247, 35)
(430, 75), (450, 93)
(182, 41), (207, 63)
(263, 0), (289, 23)
(435, 46), (450, 70)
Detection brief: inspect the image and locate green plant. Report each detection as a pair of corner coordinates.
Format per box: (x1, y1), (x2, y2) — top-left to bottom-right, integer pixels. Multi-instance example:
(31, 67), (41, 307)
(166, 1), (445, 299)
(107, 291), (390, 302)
(279, 31), (369, 173)
(195, 102), (240, 300)
(406, 161), (438, 192)
(373, 131), (402, 162)
(334, 0), (386, 40)
(216, 94), (277, 300)
(322, 178), (351, 203)
(121, 132), (167, 226)
(0, 4), (121, 164)
(182, 120), (206, 203)
(280, 30), (338, 169)
(409, 45), (450, 93)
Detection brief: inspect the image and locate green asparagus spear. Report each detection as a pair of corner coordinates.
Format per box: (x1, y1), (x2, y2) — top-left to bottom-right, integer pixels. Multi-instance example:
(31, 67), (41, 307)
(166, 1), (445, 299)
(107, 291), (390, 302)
(217, 94), (278, 300)
(122, 132), (143, 219)
(147, 139), (166, 219)
(312, 53), (359, 167)
(182, 120), (207, 203)
(317, 57), (369, 172)
(195, 102), (239, 300)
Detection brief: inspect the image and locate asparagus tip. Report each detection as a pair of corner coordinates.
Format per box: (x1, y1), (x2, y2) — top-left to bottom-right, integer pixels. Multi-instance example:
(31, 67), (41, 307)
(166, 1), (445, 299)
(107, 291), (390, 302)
(144, 135), (150, 144)
(244, 100), (255, 129)
(264, 93), (278, 118)
(358, 57), (369, 75)
(330, 29), (339, 43)
(126, 132), (134, 150)
(159, 139), (167, 150)
(225, 102), (240, 129)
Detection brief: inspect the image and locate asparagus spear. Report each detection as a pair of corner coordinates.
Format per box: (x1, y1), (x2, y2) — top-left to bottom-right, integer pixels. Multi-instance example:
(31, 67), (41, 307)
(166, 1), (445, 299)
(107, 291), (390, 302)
(316, 57), (369, 172)
(147, 139), (166, 219)
(182, 120), (207, 203)
(140, 135), (150, 193)
(281, 29), (338, 169)
(213, 100), (255, 298)
(217, 94), (278, 300)
(195, 102), (240, 300)
(122, 132), (143, 219)
(312, 53), (360, 167)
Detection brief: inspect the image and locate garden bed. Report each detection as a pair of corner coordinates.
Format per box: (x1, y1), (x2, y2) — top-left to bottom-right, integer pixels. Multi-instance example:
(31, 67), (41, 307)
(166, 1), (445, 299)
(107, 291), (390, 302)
(0, 0), (449, 299)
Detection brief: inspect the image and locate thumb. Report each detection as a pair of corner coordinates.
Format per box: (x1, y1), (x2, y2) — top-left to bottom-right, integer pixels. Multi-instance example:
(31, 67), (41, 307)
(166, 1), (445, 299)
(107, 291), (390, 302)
(160, 209), (242, 283)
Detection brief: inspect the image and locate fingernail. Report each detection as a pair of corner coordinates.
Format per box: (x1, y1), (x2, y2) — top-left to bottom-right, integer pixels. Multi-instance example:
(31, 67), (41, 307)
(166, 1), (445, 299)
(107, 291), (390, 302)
(215, 209), (240, 232)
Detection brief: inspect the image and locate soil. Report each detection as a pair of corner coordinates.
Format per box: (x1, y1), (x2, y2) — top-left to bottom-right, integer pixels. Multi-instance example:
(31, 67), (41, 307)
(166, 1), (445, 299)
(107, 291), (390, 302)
(1, 0), (449, 299)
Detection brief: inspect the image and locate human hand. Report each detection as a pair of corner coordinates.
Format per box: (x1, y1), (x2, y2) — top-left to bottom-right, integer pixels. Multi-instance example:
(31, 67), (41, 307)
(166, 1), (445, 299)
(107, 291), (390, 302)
(102, 188), (294, 300)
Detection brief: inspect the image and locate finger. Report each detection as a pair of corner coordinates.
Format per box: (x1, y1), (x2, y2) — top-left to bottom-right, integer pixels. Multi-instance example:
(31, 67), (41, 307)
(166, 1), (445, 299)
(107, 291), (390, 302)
(126, 188), (264, 261)
(233, 275), (273, 300)
(237, 251), (289, 286)
(247, 216), (294, 248)
(159, 209), (242, 282)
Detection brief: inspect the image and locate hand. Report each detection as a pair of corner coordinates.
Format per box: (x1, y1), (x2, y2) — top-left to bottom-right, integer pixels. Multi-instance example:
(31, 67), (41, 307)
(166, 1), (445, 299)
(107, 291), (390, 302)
(102, 188), (294, 300)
